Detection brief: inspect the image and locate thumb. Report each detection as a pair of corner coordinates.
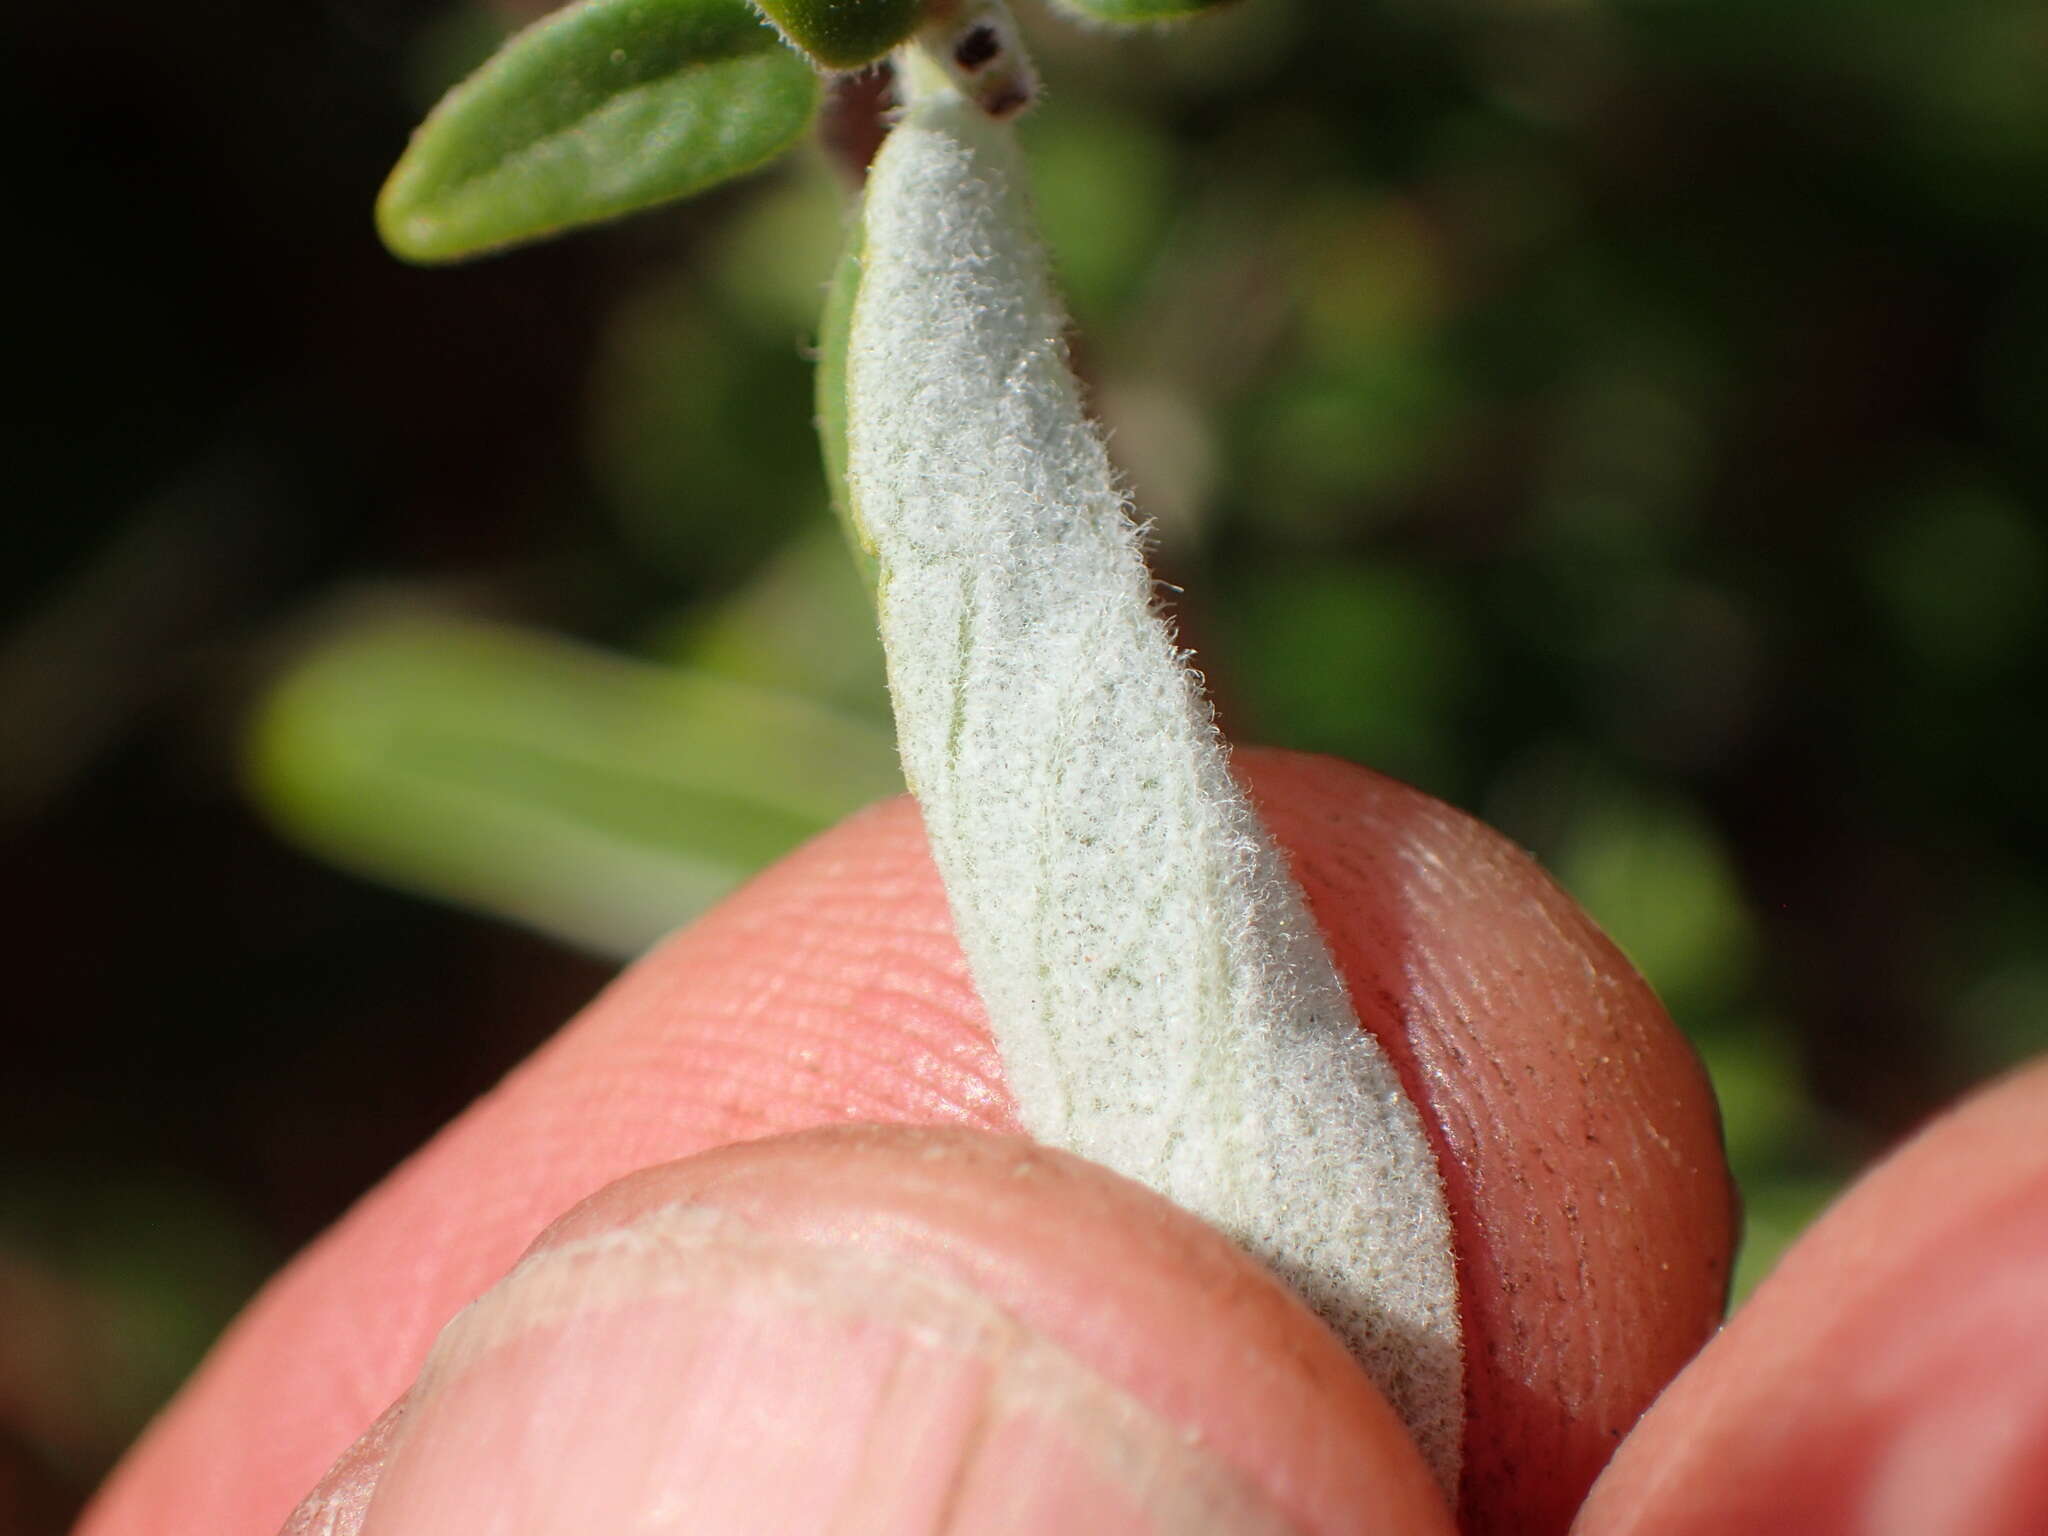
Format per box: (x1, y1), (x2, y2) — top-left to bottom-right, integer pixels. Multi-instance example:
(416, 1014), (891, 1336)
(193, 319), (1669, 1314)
(283, 1125), (1452, 1536)
(81, 750), (1728, 1536)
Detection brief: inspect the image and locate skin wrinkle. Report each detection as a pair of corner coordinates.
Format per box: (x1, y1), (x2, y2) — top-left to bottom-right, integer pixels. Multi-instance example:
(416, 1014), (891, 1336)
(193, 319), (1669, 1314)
(595, 959), (1010, 1126)
(671, 1013), (1003, 1113)
(912, 1343), (992, 1536)
(510, 1131), (1453, 1536)
(281, 1402), (410, 1536)
(365, 1203), (1305, 1536)
(617, 1042), (923, 1131)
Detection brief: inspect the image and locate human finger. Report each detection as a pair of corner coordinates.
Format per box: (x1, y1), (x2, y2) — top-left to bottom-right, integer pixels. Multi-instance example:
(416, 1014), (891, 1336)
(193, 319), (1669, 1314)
(79, 750), (1732, 1536)
(284, 1125), (1456, 1536)
(1574, 1053), (2048, 1535)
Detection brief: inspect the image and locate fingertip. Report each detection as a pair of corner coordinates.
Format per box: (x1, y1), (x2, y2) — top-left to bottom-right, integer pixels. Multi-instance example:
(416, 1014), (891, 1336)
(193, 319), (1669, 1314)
(1241, 750), (1736, 1534)
(86, 750), (1737, 1536)
(1574, 1054), (2048, 1535)
(295, 1126), (1453, 1536)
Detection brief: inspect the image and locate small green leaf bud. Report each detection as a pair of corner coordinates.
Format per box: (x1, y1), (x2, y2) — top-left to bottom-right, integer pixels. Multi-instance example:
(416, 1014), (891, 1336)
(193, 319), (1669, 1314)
(751, 0), (926, 70)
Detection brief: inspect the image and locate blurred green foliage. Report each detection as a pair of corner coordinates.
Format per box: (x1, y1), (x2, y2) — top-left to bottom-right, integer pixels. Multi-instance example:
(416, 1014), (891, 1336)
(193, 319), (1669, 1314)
(7, 0), (2048, 1523)
(250, 604), (898, 957)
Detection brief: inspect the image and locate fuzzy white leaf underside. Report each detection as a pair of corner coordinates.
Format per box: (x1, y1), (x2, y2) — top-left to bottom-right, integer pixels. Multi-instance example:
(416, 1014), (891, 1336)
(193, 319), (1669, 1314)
(843, 90), (1464, 1490)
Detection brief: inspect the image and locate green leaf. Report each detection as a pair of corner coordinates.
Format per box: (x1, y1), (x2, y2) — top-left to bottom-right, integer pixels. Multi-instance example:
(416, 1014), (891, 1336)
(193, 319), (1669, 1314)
(815, 215), (879, 590)
(378, 0), (820, 263)
(247, 606), (900, 957)
(1049, 0), (1239, 23)
(752, 0), (924, 71)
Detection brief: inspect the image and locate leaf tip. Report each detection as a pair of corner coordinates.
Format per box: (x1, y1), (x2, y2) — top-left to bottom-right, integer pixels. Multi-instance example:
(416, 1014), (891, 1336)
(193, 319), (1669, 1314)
(373, 173), (448, 266)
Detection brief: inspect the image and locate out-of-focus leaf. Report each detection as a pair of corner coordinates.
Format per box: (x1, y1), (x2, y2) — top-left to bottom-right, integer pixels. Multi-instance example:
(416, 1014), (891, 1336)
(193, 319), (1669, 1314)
(590, 273), (821, 582)
(752, 0), (923, 70)
(1864, 475), (2046, 680)
(1728, 1175), (1843, 1303)
(1525, 768), (1756, 1018)
(710, 146), (846, 333)
(1698, 1026), (1808, 1171)
(661, 525), (892, 723)
(1223, 559), (1472, 795)
(1696, 1030), (1850, 1304)
(1019, 102), (1174, 330)
(377, 0), (819, 263)
(0, 1174), (271, 1464)
(248, 607), (901, 957)
(1050, 0), (1239, 23)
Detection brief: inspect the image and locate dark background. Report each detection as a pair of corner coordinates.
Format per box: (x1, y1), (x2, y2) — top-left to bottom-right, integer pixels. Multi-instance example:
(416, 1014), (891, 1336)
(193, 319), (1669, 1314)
(6, 0), (2047, 1527)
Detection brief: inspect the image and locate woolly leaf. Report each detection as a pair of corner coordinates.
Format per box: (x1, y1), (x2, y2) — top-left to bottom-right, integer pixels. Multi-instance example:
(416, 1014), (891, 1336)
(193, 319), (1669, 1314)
(840, 85), (1465, 1489)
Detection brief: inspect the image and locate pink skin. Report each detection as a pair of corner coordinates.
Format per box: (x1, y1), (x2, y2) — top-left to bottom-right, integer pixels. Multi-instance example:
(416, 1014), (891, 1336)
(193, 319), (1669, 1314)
(347, 1127), (1458, 1536)
(76, 750), (1733, 1535)
(1575, 1054), (2048, 1536)
(1253, 755), (1737, 1533)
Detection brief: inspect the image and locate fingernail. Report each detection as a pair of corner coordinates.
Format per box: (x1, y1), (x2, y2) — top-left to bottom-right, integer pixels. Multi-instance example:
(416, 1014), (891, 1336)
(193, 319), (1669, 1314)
(356, 1204), (1297, 1535)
